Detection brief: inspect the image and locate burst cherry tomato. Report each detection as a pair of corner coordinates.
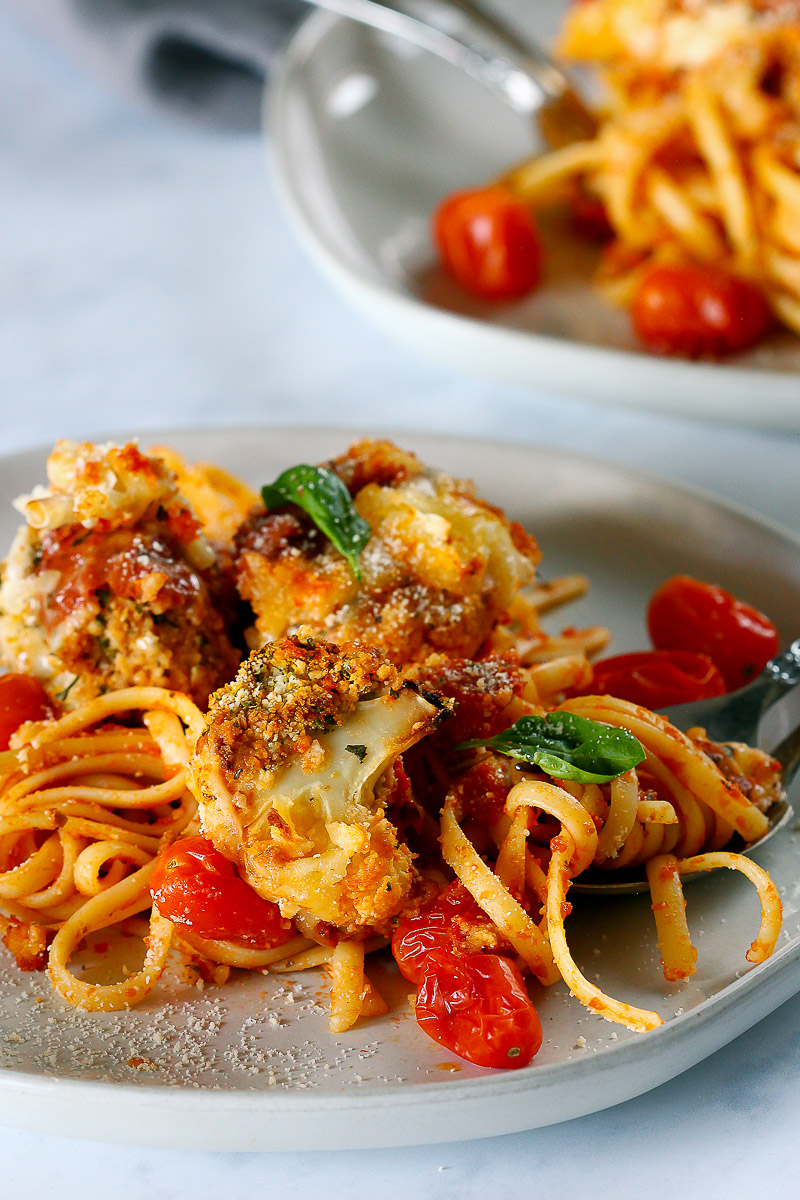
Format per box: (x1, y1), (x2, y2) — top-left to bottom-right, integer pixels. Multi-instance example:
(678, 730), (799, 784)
(150, 837), (295, 949)
(433, 186), (544, 300)
(631, 265), (772, 357)
(570, 190), (613, 242)
(647, 576), (780, 690)
(0, 673), (52, 750)
(415, 951), (542, 1069)
(392, 883), (485, 984)
(393, 885), (542, 1069)
(585, 650), (726, 709)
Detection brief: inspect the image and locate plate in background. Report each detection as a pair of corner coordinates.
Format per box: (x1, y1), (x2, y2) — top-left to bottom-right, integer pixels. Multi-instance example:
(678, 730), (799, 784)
(268, 3), (800, 430)
(1, 427), (800, 1150)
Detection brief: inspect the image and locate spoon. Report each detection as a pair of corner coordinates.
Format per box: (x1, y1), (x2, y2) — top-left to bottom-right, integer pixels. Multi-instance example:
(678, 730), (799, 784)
(573, 639), (800, 895)
(299, 0), (596, 144)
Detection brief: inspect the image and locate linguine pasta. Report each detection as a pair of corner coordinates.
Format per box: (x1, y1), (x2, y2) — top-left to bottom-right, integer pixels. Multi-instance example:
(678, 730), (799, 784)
(506, 0), (800, 334)
(0, 436), (786, 1066)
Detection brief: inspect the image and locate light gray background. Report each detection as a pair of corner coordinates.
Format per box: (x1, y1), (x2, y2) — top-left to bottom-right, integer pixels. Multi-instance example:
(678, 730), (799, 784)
(2, 3), (800, 1195)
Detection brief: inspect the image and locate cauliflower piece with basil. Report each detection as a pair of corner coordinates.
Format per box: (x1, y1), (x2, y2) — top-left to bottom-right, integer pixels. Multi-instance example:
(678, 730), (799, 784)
(188, 632), (448, 936)
(234, 439), (540, 667)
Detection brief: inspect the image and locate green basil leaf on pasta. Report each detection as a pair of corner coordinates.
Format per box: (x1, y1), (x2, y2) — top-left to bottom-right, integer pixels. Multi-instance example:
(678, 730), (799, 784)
(458, 711), (645, 784)
(261, 464), (371, 580)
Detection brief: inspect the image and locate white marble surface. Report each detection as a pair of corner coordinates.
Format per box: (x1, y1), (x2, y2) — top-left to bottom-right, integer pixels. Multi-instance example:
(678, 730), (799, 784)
(2, 4), (800, 1195)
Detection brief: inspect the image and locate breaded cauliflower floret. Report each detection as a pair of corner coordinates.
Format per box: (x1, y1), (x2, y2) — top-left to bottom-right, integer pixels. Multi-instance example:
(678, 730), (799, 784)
(0, 440), (241, 708)
(15, 439), (177, 533)
(234, 439), (540, 666)
(189, 633), (449, 936)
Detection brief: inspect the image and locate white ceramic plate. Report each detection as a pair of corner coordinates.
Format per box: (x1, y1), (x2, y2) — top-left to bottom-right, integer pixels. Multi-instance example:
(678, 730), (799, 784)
(1, 427), (800, 1151)
(268, 3), (800, 431)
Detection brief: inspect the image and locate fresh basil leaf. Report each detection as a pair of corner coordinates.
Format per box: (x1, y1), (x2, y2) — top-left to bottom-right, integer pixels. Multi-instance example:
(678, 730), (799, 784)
(345, 744), (368, 762)
(261, 464), (371, 580)
(458, 711), (645, 784)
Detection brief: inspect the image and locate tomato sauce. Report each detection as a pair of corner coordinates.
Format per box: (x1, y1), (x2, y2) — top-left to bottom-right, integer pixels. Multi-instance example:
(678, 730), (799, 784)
(36, 526), (200, 630)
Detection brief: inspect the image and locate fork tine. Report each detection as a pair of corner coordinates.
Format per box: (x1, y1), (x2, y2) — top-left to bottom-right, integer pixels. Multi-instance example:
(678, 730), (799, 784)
(771, 725), (800, 786)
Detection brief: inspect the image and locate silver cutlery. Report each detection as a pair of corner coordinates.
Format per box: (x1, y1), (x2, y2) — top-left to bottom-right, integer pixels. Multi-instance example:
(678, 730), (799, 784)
(299, 0), (596, 143)
(575, 639), (800, 895)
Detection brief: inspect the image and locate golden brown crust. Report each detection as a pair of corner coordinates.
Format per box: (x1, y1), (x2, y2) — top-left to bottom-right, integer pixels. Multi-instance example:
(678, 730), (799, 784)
(234, 439), (540, 665)
(200, 634), (399, 790)
(189, 633), (447, 935)
(0, 441), (241, 708)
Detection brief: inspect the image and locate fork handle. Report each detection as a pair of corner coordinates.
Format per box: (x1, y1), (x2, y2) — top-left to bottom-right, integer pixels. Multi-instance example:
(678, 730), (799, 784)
(301, 0), (578, 115)
(753, 639), (800, 782)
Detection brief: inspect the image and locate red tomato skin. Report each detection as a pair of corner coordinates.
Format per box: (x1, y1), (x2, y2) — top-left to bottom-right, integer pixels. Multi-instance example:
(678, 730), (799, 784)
(415, 952), (542, 1070)
(393, 886), (542, 1069)
(0, 674), (52, 750)
(392, 884), (484, 985)
(647, 576), (780, 690)
(150, 837), (294, 949)
(631, 265), (772, 358)
(585, 650), (726, 709)
(433, 186), (544, 301)
(570, 191), (614, 242)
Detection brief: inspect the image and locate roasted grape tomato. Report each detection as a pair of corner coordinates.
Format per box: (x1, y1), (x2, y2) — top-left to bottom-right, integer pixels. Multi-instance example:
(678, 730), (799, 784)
(150, 837), (294, 949)
(585, 650), (726, 709)
(415, 951), (542, 1070)
(647, 576), (779, 690)
(433, 186), (544, 301)
(570, 190), (613, 242)
(631, 265), (771, 358)
(392, 883), (485, 984)
(0, 673), (52, 751)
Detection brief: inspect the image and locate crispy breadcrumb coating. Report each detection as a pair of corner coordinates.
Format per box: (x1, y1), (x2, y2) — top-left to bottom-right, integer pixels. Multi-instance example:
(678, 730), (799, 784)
(234, 439), (540, 666)
(189, 633), (449, 935)
(0, 440), (241, 708)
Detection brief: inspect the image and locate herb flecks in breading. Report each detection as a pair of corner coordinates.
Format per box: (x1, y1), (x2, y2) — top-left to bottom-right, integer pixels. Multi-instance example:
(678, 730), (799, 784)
(190, 632), (448, 936)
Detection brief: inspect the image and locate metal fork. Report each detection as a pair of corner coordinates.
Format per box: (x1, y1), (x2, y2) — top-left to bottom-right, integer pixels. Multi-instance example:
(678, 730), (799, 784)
(299, 0), (596, 143)
(574, 639), (800, 895)
(663, 638), (800, 783)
